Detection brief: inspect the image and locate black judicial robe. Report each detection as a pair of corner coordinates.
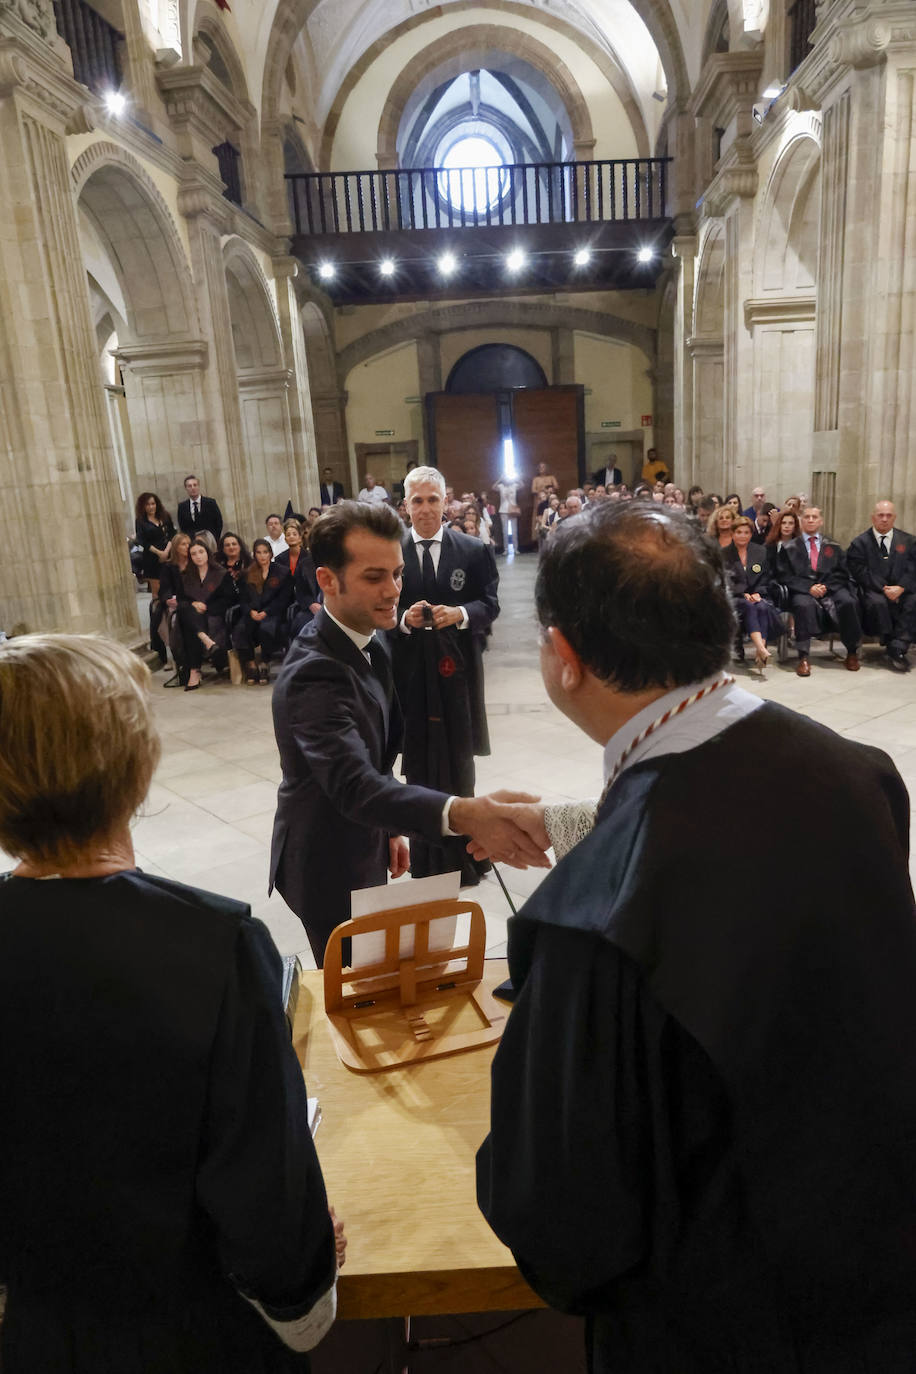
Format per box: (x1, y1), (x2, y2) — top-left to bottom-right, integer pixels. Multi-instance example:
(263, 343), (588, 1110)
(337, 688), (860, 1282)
(391, 528), (499, 880)
(478, 703), (916, 1372)
(0, 871), (335, 1374)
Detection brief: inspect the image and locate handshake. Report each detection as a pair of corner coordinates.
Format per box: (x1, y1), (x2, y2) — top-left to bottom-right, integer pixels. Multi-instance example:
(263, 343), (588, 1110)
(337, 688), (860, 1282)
(450, 792), (551, 869)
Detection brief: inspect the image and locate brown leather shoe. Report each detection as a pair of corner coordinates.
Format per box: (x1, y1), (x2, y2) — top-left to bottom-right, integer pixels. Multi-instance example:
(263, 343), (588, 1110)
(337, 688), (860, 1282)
(845, 653), (860, 671)
(796, 658), (811, 677)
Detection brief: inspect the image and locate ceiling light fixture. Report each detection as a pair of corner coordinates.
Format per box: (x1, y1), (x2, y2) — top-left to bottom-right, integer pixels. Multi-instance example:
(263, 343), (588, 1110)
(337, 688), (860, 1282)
(318, 262), (336, 280)
(637, 247), (654, 263)
(379, 259), (396, 277)
(438, 252), (457, 276)
(506, 249), (526, 272)
(762, 85), (784, 99)
(574, 248), (591, 267)
(104, 91), (127, 116)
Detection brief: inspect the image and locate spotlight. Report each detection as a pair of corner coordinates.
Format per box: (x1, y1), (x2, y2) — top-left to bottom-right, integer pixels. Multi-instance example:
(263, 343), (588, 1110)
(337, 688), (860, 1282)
(104, 91), (127, 116)
(379, 258), (396, 277)
(438, 252), (457, 276)
(318, 262), (336, 280)
(752, 103), (766, 124)
(506, 249), (526, 272)
(637, 247), (654, 264)
(574, 248), (591, 267)
(762, 85), (784, 99)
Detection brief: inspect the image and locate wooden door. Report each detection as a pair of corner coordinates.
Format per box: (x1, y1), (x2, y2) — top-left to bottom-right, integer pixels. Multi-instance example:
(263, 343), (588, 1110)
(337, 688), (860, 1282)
(512, 387), (584, 546)
(427, 394), (502, 500)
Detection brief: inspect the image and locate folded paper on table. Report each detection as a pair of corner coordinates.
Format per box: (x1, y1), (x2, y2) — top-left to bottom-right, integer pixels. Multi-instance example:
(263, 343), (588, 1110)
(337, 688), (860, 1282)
(349, 872), (461, 969)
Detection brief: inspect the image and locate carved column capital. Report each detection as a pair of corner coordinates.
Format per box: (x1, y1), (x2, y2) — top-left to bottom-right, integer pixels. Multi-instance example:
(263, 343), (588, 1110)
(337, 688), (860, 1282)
(271, 256), (300, 281)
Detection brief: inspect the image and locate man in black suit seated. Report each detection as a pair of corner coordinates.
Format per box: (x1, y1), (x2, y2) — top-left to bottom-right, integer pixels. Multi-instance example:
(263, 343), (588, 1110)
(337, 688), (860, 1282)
(392, 466), (500, 884)
(319, 466), (345, 507)
(592, 456), (622, 488)
(847, 500), (915, 672)
(177, 473), (223, 539)
(269, 500), (548, 965)
(778, 505), (862, 676)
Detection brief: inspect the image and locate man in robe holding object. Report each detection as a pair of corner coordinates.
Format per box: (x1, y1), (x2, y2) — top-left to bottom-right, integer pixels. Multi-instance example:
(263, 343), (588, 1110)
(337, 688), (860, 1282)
(270, 500), (546, 965)
(477, 501), (916, 1372)
(392, 466), (500, 885)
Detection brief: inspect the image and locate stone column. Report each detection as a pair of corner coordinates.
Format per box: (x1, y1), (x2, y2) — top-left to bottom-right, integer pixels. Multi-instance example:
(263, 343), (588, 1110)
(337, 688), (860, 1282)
(177, 174), (254, 533)
(312, 392), (351, 491)
(272, 255), (320, 507)
(687, 336), (725, 492)
(671, 236), (698, 484)
(416, 330), (442, 463)
(0, 2), (137, 638)
(550, 326), (576, 384)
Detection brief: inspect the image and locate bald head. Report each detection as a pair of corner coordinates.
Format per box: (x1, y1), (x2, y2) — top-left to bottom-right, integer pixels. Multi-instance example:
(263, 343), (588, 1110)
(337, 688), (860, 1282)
(872, 501), (896, 535)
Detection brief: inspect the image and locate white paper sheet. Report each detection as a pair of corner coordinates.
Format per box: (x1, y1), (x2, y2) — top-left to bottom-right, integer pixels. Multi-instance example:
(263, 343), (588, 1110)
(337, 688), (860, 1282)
(349, 871), (461, 969)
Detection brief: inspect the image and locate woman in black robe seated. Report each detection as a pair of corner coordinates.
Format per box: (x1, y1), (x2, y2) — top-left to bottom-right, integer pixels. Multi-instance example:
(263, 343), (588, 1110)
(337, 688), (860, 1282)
(725, 515), (783, 671)
(0, 633), (344, 1374)
(177, 538), (235, 691)
(156, 531), (191, 678)
(217, 530), (252, 587)
(234, 538), (293, 684)
(276, 520), (320, 637)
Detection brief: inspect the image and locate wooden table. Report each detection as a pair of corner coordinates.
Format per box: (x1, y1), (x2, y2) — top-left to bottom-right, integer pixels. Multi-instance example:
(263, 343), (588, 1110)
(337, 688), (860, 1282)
(293, 960), (542, 1321)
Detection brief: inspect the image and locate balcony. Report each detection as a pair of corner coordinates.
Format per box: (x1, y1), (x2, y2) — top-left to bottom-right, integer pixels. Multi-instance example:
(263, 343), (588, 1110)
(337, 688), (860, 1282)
(52, 0), (123, 98)
(287, 157), (674, 303)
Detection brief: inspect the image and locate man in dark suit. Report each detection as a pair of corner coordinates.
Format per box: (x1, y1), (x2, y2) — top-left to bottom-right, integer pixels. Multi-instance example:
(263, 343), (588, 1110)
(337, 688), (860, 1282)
(177, 473), (223, 539)
(269, 500), (547, 964)
(847, 500), (916, 672)
(778, 505), (862, 676)
(393, 466), (500, 883)
(592, 458), (622, 488)
(319, 466), (344, 507)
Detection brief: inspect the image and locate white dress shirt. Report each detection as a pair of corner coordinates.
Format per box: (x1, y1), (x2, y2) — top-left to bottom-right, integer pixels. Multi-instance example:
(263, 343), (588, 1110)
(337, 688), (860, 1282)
(358, 485), (390, 505)
(872, 525), (895, 550)
(399, 527), (469, 632)
(266, 535), (287, 557)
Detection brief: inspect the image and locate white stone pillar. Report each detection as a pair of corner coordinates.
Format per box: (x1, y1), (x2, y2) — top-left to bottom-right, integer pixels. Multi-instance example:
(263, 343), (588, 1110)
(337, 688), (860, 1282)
(0, 3), (137, 638)
(272, 256), (320, 508)
(671, 236), (698, 485)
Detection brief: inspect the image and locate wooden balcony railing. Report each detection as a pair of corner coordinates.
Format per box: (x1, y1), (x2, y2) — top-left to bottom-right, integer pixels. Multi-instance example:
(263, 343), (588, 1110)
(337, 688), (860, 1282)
(787, 0), (817, 72)
(287, 157), (671, 236)
(53, 0), (124, 97)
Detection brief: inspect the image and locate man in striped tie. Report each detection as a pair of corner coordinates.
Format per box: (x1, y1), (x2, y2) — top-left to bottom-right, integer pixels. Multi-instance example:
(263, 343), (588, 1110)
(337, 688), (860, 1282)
(777, 504), (862, 675)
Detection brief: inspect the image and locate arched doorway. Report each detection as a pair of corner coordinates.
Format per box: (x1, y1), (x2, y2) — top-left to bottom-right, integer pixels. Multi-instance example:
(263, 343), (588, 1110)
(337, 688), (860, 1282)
(445, 343), (547, 393)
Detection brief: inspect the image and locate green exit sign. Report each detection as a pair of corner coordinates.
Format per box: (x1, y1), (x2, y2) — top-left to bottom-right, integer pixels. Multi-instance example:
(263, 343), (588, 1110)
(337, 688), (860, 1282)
(601, 420), (622, 428)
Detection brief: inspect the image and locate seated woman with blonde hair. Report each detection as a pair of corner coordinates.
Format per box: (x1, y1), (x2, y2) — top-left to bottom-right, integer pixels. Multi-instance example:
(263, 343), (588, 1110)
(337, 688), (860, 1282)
(0, 633), (344, 1373)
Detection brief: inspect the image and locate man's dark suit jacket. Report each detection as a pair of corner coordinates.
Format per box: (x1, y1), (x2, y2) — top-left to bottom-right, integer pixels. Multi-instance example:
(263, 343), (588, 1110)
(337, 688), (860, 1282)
(319, 481), (344, 506)
(777, 533), (852, 596)
(592, 466), (622, 488)
(847, 527), (916, 594)
(269, 608), (448, 963)
(393, 526), (499, 758)
(177, 495), (223, 539)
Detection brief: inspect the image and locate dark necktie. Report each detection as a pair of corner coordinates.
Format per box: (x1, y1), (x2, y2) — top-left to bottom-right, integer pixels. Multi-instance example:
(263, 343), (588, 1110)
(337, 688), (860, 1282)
(880, 536), (889, 558)
(419, 539), (437, 601)
(192, 501), (199, 522)
(367, 637), (392, 703)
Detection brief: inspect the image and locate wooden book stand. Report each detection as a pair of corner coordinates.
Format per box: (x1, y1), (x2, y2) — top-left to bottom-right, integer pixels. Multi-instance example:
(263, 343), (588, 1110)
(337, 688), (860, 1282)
(323, 898), (507, 1072)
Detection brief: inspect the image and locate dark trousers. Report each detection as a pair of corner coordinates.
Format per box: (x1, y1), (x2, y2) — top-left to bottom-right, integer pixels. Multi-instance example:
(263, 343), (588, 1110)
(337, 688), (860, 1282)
(177, 604), (227, 669)
(791, 588), (861, 655)
(232, 614), (283, 662)
(734, 597), (783, 642)
(860, 589), (914, 653)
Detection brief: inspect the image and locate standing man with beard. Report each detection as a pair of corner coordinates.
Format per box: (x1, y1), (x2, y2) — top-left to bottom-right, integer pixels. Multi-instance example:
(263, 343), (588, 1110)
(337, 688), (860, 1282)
(392, 467), (500, 884)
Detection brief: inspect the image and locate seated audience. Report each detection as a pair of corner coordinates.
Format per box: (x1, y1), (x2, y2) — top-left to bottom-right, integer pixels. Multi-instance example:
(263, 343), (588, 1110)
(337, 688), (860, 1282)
(306, 507), (322, 529)
(0, 633), (342, 1372)
(193, 528), (218, 557)
(725, 516), (783, 670)
(156, 531), (191, 675)
(276, 520), (321, 637)
(357, 473), (390, 504)
(218, 531), (252, 586)
(686, 484), (704, 514)
(707, 504), (736, 548)
(233, 539), (293, 684)
(264, 514), (287, 557)
(177, 539), (234, 691)
(134, 492), (174, 600)
(764, 507), (802, 575)
(743, 485), (767, 521)
(778, 505), (862, 676)
(724, 492), (743, 513)
(847, 500), (916, 671)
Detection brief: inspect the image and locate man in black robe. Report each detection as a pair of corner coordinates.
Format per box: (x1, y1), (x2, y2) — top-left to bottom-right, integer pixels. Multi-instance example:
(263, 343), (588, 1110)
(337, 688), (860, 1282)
(477, 501), (916, 1372)
(391, 466), (499, 884)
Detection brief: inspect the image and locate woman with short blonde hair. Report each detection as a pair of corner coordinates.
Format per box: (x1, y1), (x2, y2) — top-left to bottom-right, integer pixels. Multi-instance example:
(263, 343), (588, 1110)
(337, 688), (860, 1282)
(0, 632), (341, 1371)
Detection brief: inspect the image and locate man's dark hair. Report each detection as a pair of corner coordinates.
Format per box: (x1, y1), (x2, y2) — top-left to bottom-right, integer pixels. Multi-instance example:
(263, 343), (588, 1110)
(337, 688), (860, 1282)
(536, 503), (734, 692)
(310, 499), (403, 573)
(265, 512), (281, 523)
(183, 474), (198, 486)
(697, 496), (717, 516)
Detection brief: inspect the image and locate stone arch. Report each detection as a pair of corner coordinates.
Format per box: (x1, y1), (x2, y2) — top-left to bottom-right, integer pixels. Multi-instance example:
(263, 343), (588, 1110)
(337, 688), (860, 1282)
(222, 237), (283, 372)
(756, 129), (821, 295)
(260, 0), (687, 165)
(337, 299), (656, 381)
(71, 141), (198, 343)
(377, 28), (596, 167)
(701, 0), (730, 67)
(694, 219), (726, 338)
(193, 1), (250, 104)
